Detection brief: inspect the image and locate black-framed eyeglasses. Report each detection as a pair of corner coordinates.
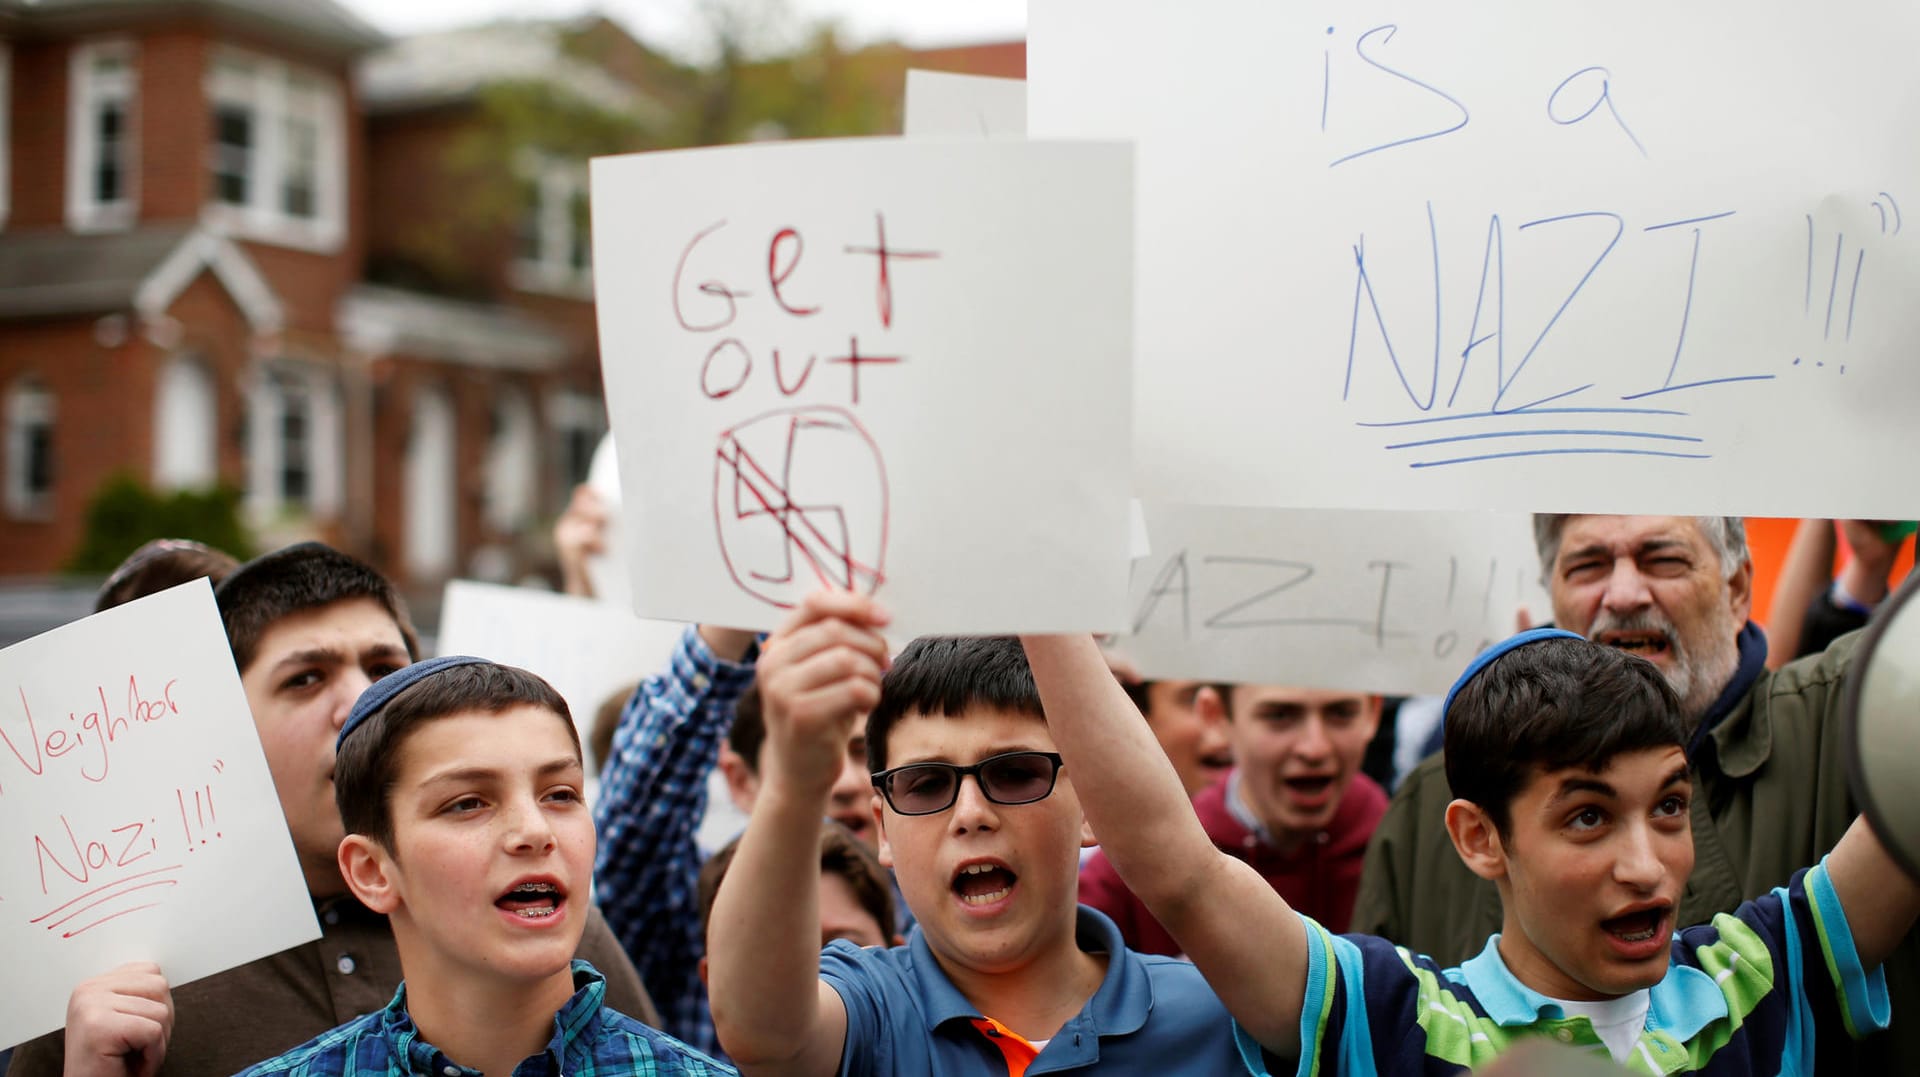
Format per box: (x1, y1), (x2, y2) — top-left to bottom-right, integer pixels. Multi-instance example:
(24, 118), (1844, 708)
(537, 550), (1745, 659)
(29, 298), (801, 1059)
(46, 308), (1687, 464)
(871, 750), (1066, 816)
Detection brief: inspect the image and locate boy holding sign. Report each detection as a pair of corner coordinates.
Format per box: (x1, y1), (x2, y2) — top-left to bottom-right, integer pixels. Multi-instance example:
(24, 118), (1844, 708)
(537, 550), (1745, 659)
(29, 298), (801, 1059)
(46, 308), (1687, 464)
(1021, 629), (1919, 1073)
(705, 592), (1239, 1076)
(237, 656), (724, 1076)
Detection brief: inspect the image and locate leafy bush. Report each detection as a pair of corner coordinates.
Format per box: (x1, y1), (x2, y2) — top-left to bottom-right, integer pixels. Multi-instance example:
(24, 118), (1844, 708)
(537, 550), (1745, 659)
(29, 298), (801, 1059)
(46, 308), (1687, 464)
(65, 473), (257, 573)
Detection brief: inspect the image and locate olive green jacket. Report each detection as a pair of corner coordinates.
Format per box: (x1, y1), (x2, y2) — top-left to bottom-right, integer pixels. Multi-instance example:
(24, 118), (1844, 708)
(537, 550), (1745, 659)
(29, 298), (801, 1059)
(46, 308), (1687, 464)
(1353, 630), (1918, 1066)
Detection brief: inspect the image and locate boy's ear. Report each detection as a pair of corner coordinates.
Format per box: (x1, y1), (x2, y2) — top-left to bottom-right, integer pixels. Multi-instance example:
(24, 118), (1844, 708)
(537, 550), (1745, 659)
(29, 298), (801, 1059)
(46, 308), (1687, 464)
(1444, 799), (1509, 883)
(339, 834), (402, 914)
(717, 744), (761, 815)
(871, 793), (894, 869)
(1079, 814), (1098, 849)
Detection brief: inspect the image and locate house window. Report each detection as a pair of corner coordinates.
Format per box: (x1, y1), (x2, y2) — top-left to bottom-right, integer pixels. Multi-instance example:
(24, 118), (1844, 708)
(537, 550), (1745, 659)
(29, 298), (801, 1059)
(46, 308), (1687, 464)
(205, 54), (343, 251)
(152, 354), (218, 491)
(67, 40), (137, 232)
(547, 389), (604, 496)
(512, 155), (592, 297)
(6, 380), (55, 518)
(1, 44), (12, 231)
(247, 363), (341, 519)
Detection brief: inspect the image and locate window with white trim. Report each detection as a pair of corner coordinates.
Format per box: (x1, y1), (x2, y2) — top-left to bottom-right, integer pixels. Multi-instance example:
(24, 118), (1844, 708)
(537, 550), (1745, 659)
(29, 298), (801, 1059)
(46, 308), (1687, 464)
(511, 155), (592, 297)
(205, 53), (344, 252)
(246, 363), (342, 519)
(66, 40), (137, 232)
(6, 379), (56, 518)
(547, 389), (604, 495)
(1, 44), (12, 231)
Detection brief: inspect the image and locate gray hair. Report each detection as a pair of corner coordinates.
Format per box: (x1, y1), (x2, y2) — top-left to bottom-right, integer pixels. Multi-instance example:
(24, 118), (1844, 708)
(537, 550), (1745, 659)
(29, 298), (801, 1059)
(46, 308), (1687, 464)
(1532, 515), (1749, 585)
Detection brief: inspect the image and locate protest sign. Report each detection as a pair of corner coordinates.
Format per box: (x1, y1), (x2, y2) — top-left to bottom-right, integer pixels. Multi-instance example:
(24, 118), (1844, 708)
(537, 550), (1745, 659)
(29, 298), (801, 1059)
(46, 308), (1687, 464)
(437, 580), (686, 779)
(1120, 504), (1547, 695)
(903, 70), (1026, 136)
(592, 138), (1134, 635)
(1031, 0), (1920, 517)
(0, 582), (317, 1047)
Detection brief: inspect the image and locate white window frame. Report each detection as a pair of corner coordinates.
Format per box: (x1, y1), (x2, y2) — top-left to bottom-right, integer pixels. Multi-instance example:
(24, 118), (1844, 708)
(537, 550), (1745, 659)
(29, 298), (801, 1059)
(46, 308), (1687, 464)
(1, 44), (12, 232)
(202, 50), (345, 253)
(6, 379), (56, 520)
(66, 38), (138, 233)
(245, 362), (343, 521)
(511, 152), (593, 298)
(546, 388), (605, 495)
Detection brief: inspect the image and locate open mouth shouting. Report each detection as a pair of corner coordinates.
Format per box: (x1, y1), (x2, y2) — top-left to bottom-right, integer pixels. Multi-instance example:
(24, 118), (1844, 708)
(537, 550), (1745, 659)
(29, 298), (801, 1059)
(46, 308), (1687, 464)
(1594, 629), (1674, 662)
(952, 859), (1017, 912)
(1599, 901), (1672, 961)
(495, 876), (568, 923)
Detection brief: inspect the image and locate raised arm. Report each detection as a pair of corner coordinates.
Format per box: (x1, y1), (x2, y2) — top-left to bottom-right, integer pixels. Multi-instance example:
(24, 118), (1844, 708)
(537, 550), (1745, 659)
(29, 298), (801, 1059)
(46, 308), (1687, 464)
(707, 592), (889, 1077)
(1019, 634), (1307, 1056)
(1823, 814), (1920, 971)
(592, 622), (757, 1052)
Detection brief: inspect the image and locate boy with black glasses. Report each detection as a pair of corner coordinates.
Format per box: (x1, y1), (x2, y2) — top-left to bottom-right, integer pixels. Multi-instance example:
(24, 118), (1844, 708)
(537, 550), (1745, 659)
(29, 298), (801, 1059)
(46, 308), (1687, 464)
(705, 592), (1240, 1075)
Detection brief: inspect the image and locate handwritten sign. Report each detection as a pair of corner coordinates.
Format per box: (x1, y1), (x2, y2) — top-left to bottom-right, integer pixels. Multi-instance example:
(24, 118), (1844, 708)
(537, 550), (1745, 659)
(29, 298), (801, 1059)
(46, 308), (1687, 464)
(437, 581), (687, 781)
(591, 138), (1135, 635)
(903, 71), (1027, 137)
(1030, 1), (1920, 517)
(0, 581), (317, 1048)
(1120, 504), (1547, 695)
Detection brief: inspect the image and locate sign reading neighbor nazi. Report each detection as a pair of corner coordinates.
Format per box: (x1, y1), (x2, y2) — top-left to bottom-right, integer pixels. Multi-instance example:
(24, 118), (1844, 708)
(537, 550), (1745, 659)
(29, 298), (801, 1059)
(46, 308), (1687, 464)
(0, 582), (318, 1048)
(591, 138), (1135, 636)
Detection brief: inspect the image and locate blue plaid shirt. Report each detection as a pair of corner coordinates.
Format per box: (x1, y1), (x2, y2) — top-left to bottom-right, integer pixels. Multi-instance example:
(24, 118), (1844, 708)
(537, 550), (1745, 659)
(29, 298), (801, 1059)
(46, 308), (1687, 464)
(593, 626), (757, 1057)
(232, 960), (732, 1076)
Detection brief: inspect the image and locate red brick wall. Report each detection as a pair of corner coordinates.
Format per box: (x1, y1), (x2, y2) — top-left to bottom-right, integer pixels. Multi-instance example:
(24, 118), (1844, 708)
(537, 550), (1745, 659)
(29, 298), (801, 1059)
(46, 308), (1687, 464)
(365, 106), (518, 298)
(137, 28), (210, 222)
(11, 39), (71, 229)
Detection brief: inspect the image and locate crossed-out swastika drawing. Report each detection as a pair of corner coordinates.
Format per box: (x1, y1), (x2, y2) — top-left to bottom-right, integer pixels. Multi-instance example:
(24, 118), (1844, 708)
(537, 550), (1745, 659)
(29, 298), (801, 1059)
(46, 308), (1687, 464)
(712, 405), (890, 609)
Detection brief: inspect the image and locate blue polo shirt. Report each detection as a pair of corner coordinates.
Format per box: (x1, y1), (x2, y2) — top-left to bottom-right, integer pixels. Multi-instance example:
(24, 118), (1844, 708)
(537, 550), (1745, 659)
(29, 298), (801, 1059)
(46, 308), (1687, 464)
(819, 904), (1237, 1075)
(1236, 858), (1888, 1076)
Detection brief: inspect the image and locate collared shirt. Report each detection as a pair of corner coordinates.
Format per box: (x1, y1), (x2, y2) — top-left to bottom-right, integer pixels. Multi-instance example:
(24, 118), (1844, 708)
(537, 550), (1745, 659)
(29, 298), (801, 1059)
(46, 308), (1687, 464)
(821, 905), (1238, 1075)
(594, 626), (758, 1056)
(4, 895), (654, 1077)
(234, 961), (732, 1077)
(1242, 858), (1887, 1076)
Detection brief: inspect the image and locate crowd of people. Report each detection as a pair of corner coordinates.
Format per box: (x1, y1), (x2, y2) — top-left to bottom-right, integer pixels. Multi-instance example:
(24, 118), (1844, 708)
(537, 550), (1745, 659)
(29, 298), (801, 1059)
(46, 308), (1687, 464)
(5, 509), (1915, 1075)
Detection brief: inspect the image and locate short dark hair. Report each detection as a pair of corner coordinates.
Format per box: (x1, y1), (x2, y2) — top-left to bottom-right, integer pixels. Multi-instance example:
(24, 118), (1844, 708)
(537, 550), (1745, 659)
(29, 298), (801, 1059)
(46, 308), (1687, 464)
(727, 679), (768, 775)
(96, 538), (241, 612)
(1444, 637), (1686, 838)
(334, 661), (576, 851)
(214, 542), (421, 672)
(864, 636), (1044, 773)
(698, 820), (894, 944)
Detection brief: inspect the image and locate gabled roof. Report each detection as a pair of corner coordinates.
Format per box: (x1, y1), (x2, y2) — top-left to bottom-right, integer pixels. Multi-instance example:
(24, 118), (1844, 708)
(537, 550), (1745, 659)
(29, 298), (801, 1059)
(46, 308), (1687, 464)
(0, 225), (282, 332)
(358, 18), (664, 122)
(0, 0), (385, 57)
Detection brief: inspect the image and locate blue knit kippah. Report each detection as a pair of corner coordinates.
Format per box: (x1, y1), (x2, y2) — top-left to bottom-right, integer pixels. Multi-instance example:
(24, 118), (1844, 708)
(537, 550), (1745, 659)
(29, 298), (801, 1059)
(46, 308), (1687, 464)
(338, 654), (493, 749)
(1440, 627), (1586, 725)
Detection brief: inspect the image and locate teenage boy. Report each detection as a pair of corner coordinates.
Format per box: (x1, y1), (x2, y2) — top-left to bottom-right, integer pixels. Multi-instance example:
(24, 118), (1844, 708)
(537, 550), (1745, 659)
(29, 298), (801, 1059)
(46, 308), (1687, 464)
(1022, 629), (1920, 1072)
(238, 656), (726, 1076)
(11, 543), (652, 1077)
(1081, 685), (1386, 951)
(705, 591), (1239, 1075)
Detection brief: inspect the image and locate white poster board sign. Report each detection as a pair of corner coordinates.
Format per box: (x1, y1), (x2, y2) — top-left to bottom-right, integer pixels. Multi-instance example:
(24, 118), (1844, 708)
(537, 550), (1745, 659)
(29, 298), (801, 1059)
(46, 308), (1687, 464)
(1031, 0), (1920, 518)
(1121, 505), (1547, 695)
(437, 581), (688, 780)
(903, 70), (1026, 136)
(592, 138), (1134, 636)
(0, 582), (318, 1048)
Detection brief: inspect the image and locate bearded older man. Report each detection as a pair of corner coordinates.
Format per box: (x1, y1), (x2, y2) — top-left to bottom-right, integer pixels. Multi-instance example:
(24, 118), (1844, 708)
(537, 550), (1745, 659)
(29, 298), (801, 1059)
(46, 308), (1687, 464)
(1354, 514), (1917, 1068)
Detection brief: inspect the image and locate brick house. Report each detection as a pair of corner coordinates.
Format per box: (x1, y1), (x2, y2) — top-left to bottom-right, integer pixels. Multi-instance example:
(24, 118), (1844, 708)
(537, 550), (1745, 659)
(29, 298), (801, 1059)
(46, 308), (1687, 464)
(0, 0), (380, 576)
(0, 2), (676, 597)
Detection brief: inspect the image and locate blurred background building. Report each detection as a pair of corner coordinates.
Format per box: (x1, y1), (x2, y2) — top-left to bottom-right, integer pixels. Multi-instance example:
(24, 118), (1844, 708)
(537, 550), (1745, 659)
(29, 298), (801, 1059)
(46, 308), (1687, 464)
(0, 0), (1021, 632)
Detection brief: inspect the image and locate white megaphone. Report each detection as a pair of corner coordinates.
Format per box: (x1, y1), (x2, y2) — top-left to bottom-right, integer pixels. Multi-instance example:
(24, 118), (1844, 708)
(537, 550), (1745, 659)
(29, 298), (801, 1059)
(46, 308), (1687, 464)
(1845, 569), (1920, 881)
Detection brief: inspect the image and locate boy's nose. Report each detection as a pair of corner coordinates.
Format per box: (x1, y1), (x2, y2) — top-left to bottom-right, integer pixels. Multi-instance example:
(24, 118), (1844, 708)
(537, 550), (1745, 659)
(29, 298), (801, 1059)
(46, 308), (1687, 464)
(948, 773), (999, 833)
(505, 798), (559, 852)
(1612, 825), (1665, 890)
